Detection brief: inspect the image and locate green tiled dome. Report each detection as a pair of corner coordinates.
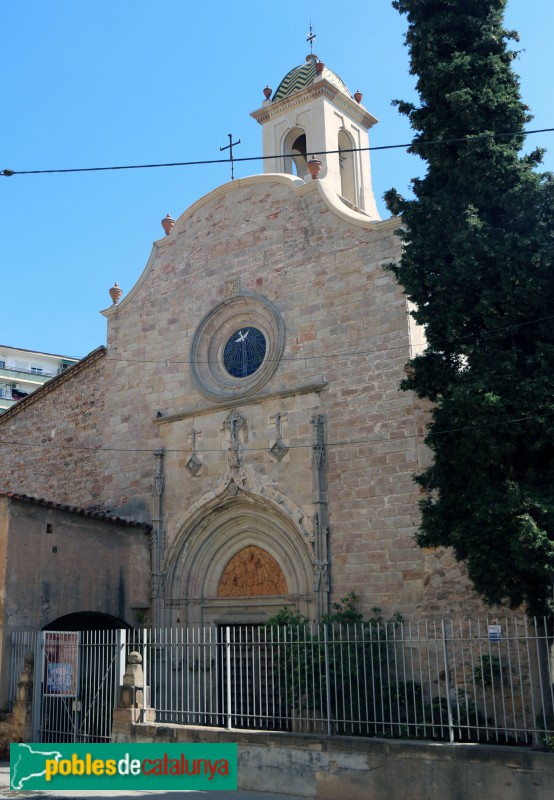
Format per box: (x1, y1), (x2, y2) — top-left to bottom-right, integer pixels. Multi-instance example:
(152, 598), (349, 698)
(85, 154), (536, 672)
(272, 56), (351, 102)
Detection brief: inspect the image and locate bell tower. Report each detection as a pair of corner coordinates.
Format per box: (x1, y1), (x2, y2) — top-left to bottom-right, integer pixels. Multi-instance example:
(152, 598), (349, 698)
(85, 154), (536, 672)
(251, 52), (380, 219)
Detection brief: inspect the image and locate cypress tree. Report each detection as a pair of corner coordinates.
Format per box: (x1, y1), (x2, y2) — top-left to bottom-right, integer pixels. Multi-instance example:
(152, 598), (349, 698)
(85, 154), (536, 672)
(385, 0), (554, 615)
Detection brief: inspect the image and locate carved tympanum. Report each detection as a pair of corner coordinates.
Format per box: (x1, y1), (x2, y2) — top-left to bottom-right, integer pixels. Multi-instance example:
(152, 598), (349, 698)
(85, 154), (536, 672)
(218, 546), (287, 597)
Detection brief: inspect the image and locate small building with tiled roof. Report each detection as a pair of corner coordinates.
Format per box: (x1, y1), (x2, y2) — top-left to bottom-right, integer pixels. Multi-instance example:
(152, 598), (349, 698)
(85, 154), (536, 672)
(0, 492), (151, 705)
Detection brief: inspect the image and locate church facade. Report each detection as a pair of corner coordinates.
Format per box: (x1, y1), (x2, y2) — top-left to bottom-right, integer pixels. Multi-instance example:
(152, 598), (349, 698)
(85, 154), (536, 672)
(0, 52), (478, 637)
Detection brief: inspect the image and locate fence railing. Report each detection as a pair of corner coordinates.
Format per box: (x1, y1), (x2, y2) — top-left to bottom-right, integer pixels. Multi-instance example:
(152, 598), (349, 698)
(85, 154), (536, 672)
(9, 618), (554, 747)
(123, 617), (554, 746)
(10, 629), (122, 743)
(10, 631), (39, 711)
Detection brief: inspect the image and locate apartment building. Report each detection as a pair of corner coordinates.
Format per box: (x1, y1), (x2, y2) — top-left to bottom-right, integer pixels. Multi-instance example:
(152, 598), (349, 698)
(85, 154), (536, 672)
(0, 345), (79, 412)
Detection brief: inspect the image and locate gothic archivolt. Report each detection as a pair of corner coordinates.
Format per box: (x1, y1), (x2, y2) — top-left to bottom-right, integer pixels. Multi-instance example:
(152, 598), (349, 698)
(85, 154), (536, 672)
(165, 487), (313, 605)
(167, 467), (314, 557)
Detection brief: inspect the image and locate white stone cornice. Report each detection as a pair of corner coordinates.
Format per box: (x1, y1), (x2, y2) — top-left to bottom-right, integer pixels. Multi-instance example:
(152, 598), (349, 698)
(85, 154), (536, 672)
(305, 178), (401, 229)
(251, 79), (378, 129)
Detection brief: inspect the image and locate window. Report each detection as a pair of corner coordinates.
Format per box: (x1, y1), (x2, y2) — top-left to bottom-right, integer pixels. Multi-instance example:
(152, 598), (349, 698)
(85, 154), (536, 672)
(223, 328), (266, 378)
(31, 367), (43, 375)
(190, 293), (284, 402)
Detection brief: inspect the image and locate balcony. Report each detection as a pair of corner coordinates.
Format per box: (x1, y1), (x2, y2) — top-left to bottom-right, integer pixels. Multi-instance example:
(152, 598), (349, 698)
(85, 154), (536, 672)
(0, 365), (54, 378)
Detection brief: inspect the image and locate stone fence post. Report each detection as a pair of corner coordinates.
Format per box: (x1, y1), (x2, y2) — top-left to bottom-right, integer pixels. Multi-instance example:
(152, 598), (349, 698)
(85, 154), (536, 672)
(112, 651), (155, 741)
(0, 652), (34, 756)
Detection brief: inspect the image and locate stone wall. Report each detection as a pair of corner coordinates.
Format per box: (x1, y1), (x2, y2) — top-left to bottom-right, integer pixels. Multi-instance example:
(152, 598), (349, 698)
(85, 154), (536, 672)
(0, 496), (151, 707)
(0, 653), (33, 759)
(114, 722), (554, 800)
(0, 347), (106, 507)
(2, 497), (151, 632)
(0, 175), (490, 621)
(104, 177), (429, 621)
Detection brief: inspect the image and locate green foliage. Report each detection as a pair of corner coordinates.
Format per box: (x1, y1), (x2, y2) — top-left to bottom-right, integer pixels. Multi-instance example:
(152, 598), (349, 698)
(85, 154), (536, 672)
(386, 0), (554, 615)
(268, 597), (404, 736)
(267, 600), (521, 743)
(536, 713), (554, 750)
(134, 609), (148, 626)
(473, 654), (502, 688)
(268, 607), (310, 628)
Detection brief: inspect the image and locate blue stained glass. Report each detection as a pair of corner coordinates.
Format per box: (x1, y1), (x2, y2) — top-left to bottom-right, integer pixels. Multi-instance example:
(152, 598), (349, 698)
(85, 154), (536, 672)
(223, 327), (266, 378)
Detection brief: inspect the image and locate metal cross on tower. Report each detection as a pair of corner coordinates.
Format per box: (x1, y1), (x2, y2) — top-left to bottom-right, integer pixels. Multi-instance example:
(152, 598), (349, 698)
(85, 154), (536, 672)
(306, 23), (316, 54)
(220, 133), (241, 181)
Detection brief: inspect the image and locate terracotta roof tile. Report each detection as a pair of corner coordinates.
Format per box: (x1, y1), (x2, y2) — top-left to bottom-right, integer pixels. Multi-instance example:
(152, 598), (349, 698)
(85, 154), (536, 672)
(1, 491), (152, 530)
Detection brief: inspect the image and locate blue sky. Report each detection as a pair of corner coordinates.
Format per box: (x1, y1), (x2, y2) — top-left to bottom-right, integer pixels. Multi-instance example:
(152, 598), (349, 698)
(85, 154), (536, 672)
(2, 1), (553, 358)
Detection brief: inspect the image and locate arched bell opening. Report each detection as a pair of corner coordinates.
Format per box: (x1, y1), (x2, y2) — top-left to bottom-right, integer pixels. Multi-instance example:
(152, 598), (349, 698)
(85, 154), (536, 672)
(338, 129), (357, 206)
(283, 127), (308, 178)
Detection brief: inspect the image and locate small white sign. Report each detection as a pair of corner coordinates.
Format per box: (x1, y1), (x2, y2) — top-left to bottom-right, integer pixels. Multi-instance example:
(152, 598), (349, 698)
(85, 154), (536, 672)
(488, 624), (502, 643)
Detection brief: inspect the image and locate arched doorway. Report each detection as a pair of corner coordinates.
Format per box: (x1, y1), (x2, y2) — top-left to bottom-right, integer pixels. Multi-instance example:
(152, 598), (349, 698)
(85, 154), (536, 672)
(37, 612), (130, 744)
(43, 611), (131, 631)
(164, 490), (315, 730)
(165, 493), (314, 625)
(215, 545), (291, 729)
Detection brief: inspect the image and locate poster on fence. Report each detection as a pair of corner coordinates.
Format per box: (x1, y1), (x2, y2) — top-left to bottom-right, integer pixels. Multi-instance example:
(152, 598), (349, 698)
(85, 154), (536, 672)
(44, 632), (78, 695)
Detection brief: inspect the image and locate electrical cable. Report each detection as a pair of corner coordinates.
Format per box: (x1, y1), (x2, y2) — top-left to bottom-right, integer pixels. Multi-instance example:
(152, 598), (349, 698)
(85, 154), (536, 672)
(101, 312), (554, 368)
(2, 128), (553, 177)
(1, 408), (553, 455)
(2, 127), (553, 455)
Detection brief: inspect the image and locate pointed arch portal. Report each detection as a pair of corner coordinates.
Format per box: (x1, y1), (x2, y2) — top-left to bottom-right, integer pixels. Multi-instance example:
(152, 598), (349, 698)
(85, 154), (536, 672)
(165, 493), (313, 623)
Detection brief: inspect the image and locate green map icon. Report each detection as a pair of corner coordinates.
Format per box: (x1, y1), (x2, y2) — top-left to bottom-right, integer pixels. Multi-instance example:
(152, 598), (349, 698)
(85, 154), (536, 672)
(11, 743), (63, 790)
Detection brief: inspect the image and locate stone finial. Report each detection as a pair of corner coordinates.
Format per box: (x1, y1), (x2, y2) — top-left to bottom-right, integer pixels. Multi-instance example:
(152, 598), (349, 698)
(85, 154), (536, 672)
(109, 282), (123, 305)
(115, 649), (156, 724)
(15, 653), (34, 702)
(123, 651), (144, 687)
(263, 85), (272, 100)
(307, 156), (323, 181)
(161, 213), (175, 236)
(315, 61), (325, 75)
(354, 90), (363, 104)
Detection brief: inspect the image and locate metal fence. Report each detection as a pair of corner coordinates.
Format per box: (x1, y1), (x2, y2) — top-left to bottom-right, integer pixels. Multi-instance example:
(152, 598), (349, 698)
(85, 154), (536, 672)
(10, 631), (39, 712)
(126, 618), (554, 746)
(9, 617), (554, 747)
(10, 630), (123, 743)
